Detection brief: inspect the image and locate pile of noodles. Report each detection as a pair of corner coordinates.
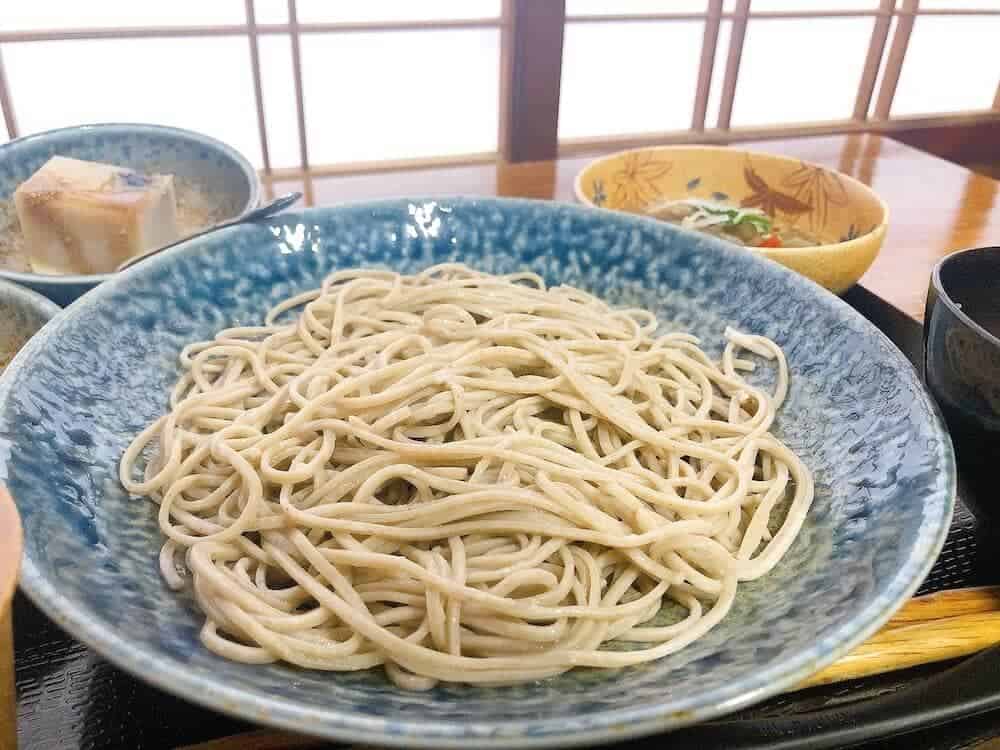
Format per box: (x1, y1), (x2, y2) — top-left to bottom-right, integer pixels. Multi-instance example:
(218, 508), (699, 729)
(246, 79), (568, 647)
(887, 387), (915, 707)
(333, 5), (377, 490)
(121, 264), (813, 689)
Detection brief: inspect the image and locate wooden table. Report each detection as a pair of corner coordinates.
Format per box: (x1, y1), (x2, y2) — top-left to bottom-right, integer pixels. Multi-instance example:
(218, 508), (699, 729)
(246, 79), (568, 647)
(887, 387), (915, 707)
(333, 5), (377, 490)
(263, 134), (1000, 323)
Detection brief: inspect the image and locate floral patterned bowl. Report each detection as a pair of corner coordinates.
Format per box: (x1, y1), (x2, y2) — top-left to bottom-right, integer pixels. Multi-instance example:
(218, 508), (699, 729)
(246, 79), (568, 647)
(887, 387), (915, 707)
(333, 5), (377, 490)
(574, 146), (889, 295)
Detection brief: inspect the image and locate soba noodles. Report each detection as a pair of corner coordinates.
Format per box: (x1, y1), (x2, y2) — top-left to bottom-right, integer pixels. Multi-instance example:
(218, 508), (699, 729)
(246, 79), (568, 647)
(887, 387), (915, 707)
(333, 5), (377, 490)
(120, 264), (813, 689)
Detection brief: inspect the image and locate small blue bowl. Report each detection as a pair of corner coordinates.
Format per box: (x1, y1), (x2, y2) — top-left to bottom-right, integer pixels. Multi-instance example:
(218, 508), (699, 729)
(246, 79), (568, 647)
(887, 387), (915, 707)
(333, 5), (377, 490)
(0, 123), (260, 306)
(0, 277), (59, 372)
(0, 198), (954, 747)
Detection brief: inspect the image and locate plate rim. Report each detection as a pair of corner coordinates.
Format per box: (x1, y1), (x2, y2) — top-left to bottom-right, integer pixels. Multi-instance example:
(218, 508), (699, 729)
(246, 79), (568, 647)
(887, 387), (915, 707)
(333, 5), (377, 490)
(4, 196), (956, 748)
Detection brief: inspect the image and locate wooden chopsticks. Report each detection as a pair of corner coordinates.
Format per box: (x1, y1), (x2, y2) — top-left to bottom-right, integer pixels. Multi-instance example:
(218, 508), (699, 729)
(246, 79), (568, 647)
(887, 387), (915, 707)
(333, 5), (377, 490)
(176, 730), (326, 750)
(797, 586), (1000, 689)
(881, 586), (1000, 625)
(176, 586), (1000, 750)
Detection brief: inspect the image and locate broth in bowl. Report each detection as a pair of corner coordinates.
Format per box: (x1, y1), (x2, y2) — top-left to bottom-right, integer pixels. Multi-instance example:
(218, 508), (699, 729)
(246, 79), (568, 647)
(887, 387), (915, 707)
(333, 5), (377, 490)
(646, 198), (826, 249)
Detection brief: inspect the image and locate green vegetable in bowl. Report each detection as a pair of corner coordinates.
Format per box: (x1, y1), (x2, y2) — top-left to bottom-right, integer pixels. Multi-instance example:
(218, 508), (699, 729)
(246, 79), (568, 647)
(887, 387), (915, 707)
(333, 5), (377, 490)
(645, 198), (821, 249)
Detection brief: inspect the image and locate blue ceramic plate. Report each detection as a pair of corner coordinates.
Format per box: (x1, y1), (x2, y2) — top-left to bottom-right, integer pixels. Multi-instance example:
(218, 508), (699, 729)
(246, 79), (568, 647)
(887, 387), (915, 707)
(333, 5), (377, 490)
(0, 123), (260, 306)
(0, 199), (954, 748)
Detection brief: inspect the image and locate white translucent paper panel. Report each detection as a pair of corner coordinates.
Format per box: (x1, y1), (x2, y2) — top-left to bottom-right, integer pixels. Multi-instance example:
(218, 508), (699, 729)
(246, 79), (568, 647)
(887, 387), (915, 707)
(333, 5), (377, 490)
(920, 0), (1000, 8)
(4, 38), (263, 166)
(566, 1), (707, 15)
(748, 0), (878, 10)
(732, 18), (873, 126)
(559, 21), (703, 139)
(253, 0), (287, 25)
(706, 19), (732, 126)
(295, 1), (500, 24)
(258, 35), (300, 169)
(1, 0), (243, 31)
(892, 16), (1000, 115)
(301, 30), (499, 164)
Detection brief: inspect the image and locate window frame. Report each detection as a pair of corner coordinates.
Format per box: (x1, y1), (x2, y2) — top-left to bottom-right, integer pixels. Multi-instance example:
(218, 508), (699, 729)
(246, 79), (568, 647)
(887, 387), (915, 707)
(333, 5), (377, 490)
(0, 0), (996, 171)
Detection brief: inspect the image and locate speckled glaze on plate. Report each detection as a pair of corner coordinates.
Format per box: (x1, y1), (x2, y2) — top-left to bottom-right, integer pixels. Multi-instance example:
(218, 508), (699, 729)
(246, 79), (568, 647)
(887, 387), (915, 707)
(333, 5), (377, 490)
(0, 123), (260, 306)
(0, 198), (953, 748)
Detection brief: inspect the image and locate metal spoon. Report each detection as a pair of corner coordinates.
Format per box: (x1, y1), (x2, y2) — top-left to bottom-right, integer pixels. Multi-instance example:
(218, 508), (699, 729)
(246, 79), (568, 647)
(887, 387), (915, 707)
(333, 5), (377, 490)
(116, 192), (303, 272)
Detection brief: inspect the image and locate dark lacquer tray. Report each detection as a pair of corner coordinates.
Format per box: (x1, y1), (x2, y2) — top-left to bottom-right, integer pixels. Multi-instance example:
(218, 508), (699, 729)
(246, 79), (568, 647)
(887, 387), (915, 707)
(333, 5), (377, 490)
(12, 285), (1000, 750)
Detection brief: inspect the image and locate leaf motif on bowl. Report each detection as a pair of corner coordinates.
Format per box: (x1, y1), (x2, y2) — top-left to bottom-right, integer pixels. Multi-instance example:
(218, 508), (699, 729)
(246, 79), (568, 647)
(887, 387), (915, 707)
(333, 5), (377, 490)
(740, 163), (812, 218)
(612, 153), (672, 210)
(782, 162), (849, 232)
(592, 178), (607, 207)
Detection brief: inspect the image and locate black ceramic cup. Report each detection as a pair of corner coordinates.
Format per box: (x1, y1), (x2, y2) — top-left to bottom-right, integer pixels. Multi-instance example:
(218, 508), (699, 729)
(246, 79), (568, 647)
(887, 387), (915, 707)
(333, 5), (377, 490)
(925, 246), (1000, 524)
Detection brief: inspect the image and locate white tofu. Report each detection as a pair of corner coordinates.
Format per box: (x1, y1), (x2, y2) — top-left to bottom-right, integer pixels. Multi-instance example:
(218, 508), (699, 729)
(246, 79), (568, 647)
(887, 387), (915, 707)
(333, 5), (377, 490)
(14, 156), (179, 274)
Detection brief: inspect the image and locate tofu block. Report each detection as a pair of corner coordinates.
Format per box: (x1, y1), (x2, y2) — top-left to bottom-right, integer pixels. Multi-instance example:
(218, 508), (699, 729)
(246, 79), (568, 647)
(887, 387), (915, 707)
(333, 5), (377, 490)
(14, 156), (179, 274)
